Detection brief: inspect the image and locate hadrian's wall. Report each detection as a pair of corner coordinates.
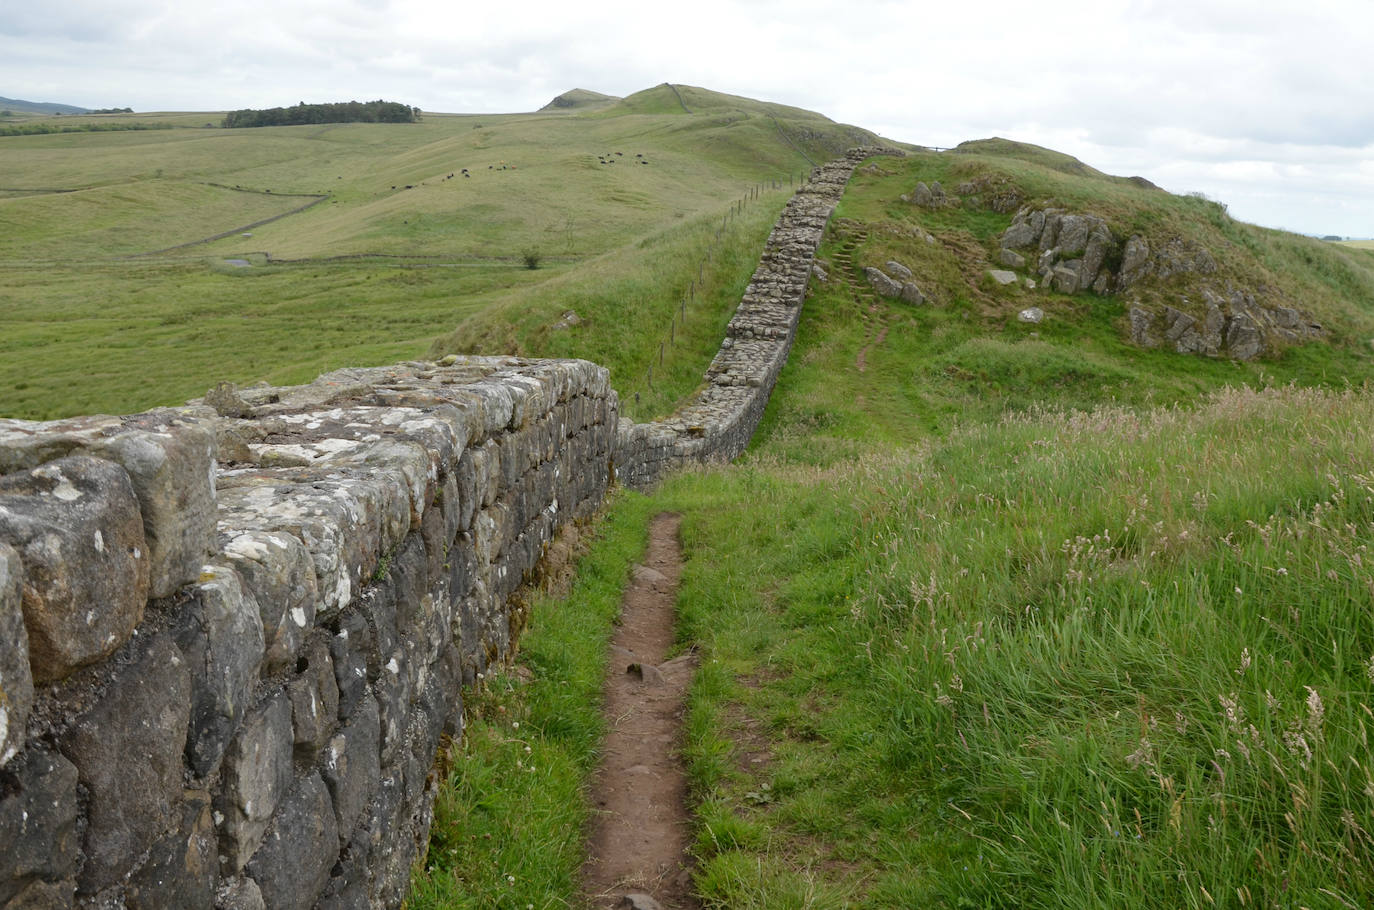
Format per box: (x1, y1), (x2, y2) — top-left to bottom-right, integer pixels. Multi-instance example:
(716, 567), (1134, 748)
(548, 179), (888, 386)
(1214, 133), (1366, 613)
(0, 148), (889, 910)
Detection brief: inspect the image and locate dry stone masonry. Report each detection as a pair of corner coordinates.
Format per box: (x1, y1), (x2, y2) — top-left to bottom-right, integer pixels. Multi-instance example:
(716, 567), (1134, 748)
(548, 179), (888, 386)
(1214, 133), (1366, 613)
(0, 149), (891, 909)
(615, 148), (889, 486)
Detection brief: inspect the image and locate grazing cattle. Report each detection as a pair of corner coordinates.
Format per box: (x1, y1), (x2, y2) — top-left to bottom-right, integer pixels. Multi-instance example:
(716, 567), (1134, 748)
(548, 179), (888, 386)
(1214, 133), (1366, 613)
(463, 173), (469, 177)
(615, 151), (623, 156)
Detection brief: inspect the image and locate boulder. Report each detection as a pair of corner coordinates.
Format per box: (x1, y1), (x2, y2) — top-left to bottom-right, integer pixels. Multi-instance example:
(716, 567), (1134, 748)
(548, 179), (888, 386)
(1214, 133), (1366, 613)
(900, 282), (927, 305)
(1227, 311), (1265, 360)
(1018, 307), (1045, 324)
(885, 260), (913, 280)
(864, 267), (903, 298)
(0, 543), (32, 768)
(911, 182), (934, 206)
(1118, 235), (1150, 288)
(1051, 264), (1082, 294)
(987, 270), (1018, 286)
(998, 248), (1026, 269)
(0, 455), (149, 682)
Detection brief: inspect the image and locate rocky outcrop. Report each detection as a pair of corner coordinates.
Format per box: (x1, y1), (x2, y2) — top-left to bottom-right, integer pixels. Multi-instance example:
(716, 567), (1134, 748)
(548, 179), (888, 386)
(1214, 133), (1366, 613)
(999, 206), (1219, 297)
(1127, 287), (1323, 360)
(997, 206), (1320, 360)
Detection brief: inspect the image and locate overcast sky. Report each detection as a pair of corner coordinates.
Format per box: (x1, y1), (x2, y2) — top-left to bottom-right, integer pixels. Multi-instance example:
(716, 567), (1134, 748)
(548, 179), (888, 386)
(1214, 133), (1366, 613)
(4, 0), (1371, 236)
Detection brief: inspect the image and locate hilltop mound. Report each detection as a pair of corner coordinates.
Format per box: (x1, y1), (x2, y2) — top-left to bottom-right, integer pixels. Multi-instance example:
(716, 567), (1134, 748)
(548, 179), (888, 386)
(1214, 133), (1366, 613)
(538, 88), (620, 111)
(609, 83), (834, 122)
(0, 95), (89, 115)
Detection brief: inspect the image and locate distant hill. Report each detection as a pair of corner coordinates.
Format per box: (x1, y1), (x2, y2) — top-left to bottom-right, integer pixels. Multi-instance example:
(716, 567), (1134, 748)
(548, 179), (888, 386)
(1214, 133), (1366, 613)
(538, 89), (620, 111)
(0, 95), (89, 115)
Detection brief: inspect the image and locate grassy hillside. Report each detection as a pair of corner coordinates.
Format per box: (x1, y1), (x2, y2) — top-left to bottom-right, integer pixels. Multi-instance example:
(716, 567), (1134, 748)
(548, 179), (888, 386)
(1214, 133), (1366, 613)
(0, 88), (878, 420)
(414, 145), (1374, 909)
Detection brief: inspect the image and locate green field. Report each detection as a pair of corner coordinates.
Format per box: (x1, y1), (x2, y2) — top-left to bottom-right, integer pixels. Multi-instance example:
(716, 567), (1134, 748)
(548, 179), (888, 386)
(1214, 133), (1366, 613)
(0, 85), (877, 420)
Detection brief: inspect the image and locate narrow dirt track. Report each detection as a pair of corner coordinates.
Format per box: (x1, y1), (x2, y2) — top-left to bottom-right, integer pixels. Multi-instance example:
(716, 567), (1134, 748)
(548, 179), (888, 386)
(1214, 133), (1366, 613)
(581, 513), (698, 909)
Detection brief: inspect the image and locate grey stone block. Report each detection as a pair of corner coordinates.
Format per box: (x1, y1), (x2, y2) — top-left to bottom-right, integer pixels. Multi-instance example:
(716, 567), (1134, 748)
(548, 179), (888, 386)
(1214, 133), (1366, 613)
(0, 414), (216, 599)
(0, 456), (149, 682)
(0, 543), (32, 768)
(287, 634), (338, 760)
(0, 747), (80, 904)
(244, 773), (338, 910)
(125, 790), (216, 910)
(58, 632), (191, 894)
(220, 530), (318, 675)
(320, 695), (380, 843)
(328, 616), (370, 722)
(215, 690), (293, 874)
(172, 564), (266, 777)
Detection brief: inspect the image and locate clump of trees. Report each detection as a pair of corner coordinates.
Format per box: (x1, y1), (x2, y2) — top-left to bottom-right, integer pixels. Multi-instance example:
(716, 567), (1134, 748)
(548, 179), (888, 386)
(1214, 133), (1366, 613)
(91, 107), (134, 114)
(0, 121), (171, 137)
(223, 100), (420, 129)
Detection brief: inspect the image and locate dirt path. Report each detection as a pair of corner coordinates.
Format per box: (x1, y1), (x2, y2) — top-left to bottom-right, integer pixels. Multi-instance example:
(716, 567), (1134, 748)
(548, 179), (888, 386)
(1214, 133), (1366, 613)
(582, 513), (698, 909)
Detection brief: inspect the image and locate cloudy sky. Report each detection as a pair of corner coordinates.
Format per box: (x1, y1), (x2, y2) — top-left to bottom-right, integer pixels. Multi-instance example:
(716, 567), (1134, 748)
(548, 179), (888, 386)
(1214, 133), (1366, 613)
(4, 0), (1371, 236)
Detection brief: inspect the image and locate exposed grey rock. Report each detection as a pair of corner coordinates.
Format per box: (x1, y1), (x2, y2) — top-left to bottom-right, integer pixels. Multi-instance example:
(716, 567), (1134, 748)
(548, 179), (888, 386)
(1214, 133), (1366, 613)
(0, 456), (149, 682)
(244, 773), (338, 910)
(1119, 234), (1150, 288)
(911, 181), (934, 206)
(59, 632), (191, 894)
(1227, 311), (1265, 360)
(0, 543), (31, 768)
(864, 267), (903, 298)
(900, 282), (926, 305)
(125, 791), (216, 910)
(885, 260), (913, 280)
(287, 634), (338, 761)
(1129, 307), (1160, 348)
(1051, 264), (1082, 294)
(1018, 307), (1045, 324)
(811, 262), (827, 282)
(998, 248), (1026, 269)
(215, 690), (294, 875)
(616, 895), (664, 910)
(328, 623), (369, 722)
(1055, 214), (1095, 256)
(0, 747), (80, 905)
(929, 180), (946, 203)
(172, 564), (266, 777)
(1080, 224), (1114, 291)
(987, 269), (1018, 286)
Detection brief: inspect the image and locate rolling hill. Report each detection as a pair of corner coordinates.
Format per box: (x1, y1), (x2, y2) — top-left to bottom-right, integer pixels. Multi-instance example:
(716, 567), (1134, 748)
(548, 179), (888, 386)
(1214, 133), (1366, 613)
(0, 95), (90, 115)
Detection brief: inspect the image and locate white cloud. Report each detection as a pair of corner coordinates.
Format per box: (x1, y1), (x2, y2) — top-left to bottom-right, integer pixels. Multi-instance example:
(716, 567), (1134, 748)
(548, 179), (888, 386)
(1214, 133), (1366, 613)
(1, 0), (1372, 234)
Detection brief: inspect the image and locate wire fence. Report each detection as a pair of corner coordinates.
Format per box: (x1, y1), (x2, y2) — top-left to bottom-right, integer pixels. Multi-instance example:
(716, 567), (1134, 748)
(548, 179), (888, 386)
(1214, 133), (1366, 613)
(632, 169), (814, 410)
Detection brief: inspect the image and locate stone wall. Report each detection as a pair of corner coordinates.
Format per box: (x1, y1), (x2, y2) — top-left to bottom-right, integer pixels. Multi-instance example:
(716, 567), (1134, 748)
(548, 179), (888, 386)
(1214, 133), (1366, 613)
(613, 148), (884, 487)
(0, 148), (891, 909)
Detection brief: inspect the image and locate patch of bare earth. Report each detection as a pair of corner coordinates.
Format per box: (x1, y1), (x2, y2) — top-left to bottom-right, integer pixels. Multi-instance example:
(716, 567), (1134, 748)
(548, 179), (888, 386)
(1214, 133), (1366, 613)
(582, 513), (699, 909)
